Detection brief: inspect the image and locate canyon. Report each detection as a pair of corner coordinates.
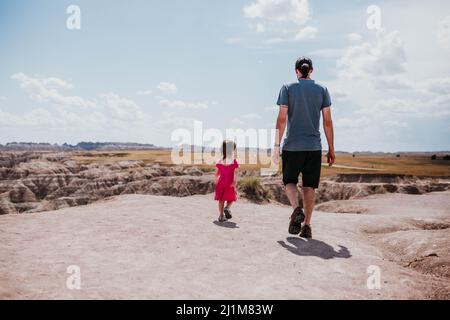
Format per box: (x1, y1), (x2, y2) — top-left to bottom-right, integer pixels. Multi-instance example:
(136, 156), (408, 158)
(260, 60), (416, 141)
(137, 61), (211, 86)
(0, 152), (449, 215)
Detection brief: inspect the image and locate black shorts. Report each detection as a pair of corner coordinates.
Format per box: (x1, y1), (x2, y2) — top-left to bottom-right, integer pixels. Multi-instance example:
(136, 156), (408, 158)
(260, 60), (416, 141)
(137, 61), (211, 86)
(282, 150), (322, 189)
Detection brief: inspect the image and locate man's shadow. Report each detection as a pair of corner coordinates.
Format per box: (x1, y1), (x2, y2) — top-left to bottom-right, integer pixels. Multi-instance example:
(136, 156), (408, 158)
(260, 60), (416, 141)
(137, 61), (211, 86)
(278, 237), (351, 260)
(213, 221), (239, 229)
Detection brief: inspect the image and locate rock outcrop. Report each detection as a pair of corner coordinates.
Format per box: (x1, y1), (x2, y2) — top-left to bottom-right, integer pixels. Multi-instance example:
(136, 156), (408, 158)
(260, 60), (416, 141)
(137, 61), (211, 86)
(263, 174), (450, 207)
(0, 152), (215, 214)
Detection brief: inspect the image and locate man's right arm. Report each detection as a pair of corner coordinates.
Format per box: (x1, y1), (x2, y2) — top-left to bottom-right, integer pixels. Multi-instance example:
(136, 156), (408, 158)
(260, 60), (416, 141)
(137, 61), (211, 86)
(272, 85), (289, 165)
(272, 106), (288, 165)
(322, 107), (335, 166)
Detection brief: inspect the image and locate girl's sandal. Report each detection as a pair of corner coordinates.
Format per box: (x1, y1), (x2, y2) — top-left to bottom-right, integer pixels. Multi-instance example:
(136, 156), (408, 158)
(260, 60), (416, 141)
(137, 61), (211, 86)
(224, 208), (232, 220)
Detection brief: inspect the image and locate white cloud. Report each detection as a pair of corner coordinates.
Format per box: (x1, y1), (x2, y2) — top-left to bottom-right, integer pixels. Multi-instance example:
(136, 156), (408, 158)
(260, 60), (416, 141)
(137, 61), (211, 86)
(159, 98), (209, 110)
(264, 26), (317, 44)
(423, 77), (450, 94)
(383, 120), (408, 128)
(157, 82), (177, 95)
(100, 93), (145, 122)
(136, 90), (153, 96)
(374, 96), (450, 118)
(241, 0), (316, 45)
(41, 77), (74, 89)
(264, 37), (288, 44)
(4, 72), (215, 145)
(11, 72), (94, 108)
(325, 25), (450, 151)
(295, 26), (318, 40)
(255, 23), (265, 33)
(0, 108), (59, 127)
(0, 101), (145, 132)
(337, 31), (407, 79)
(331, 27), (450, 120)
(372, 76), (414, 91)
(335, 117), (371, 129)
(331, 88), (348, 101)
(438, 15), (450, 49)
(347, 33), (362, 42)
(308, 48), (346, 59)
(156, 111), (197, 129)
(225, 37), (243, 44)
(6, 72), (152, 134)
(243, 0), (311, 25)
(231, 118), (245, 125)
(229, 113), (262, 127)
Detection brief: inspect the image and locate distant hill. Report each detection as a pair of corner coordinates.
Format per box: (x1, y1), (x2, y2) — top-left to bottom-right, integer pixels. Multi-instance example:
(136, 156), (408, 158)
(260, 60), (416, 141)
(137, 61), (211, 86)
(74, 142), (157, 151)
(0, 142), (159, 151)
(0, 142), (448, 154)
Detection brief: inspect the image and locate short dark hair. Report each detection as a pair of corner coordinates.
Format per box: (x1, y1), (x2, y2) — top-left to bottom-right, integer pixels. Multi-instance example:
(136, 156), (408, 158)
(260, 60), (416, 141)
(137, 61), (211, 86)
(295, 57), (313, 79)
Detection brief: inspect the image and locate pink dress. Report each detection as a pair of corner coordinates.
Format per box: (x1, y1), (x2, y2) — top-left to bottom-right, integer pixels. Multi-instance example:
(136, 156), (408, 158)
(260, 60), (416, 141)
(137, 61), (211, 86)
(214, 159), (239, 202)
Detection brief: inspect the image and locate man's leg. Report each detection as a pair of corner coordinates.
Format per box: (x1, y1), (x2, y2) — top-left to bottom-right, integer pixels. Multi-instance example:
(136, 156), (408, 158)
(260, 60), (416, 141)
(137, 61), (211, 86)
(285, 184), (299, 210)
(302, 187), (315, 225)
(300, 151), (322, 235)
(282, 151), (302, 210)
(283, 151), (305, 234)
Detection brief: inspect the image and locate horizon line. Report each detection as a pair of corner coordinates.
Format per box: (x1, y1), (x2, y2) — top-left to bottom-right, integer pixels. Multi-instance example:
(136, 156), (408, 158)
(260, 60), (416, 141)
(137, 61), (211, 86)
(0, 141), (449, 154)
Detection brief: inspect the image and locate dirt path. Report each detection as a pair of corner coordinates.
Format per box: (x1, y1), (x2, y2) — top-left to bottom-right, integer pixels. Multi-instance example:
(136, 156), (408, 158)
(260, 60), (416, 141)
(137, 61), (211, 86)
(0, 191), (449, 299)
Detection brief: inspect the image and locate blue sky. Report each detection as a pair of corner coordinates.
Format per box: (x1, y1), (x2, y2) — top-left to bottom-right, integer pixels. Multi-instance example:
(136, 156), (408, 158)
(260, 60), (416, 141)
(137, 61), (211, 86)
(1, 0), (450, 152)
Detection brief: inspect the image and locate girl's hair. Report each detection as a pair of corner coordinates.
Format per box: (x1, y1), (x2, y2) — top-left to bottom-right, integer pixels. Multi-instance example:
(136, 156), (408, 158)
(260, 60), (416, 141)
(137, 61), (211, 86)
(222, 140), (236, 160)
(295, 56), (313, 79)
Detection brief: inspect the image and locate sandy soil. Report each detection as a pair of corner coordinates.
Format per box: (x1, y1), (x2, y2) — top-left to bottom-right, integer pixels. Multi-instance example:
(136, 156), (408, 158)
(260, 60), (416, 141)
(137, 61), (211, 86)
(1, 191), (449, 299)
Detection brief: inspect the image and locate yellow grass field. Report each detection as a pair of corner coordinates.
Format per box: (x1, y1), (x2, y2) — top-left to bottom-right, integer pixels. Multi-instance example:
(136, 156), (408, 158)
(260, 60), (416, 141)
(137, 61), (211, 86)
(71, 150), (450, 178)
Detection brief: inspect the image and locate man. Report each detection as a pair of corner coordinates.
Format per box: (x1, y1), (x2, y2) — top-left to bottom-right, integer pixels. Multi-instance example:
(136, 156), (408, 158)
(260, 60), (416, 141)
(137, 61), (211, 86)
(272, 57), (335, 239)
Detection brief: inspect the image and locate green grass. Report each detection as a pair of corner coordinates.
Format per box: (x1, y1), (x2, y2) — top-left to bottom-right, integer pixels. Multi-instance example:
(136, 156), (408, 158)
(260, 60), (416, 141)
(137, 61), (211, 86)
(238, 176), (272, 202)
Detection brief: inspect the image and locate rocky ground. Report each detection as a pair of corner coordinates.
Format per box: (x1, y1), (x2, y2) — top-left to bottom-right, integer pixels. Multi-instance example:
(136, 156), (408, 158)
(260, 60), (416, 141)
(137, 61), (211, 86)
(1, 152), (449, 215)
(1, 152), (449, 299)
(0, 191), (449, 299)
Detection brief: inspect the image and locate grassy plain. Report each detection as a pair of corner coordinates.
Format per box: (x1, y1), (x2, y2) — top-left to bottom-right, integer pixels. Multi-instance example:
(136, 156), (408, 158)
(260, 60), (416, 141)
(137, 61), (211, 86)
(71, 150), (450, 178)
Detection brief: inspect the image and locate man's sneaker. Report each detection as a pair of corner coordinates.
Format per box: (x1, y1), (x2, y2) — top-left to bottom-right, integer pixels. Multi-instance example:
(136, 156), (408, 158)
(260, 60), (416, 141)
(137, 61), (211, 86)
(224, 207), (232, 220)
(218, 215), (227, 223)
(300, 224), (312, 239)
(288, 207), (305, 235)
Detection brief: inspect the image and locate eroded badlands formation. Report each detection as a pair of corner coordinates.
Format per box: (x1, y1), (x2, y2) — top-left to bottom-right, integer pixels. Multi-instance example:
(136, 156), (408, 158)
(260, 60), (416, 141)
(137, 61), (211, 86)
(1, 152), (449, 215)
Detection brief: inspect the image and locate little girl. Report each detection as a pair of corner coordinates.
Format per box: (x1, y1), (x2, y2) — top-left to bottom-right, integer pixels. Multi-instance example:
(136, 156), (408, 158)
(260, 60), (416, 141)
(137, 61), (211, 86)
(215, 140), (239, 222)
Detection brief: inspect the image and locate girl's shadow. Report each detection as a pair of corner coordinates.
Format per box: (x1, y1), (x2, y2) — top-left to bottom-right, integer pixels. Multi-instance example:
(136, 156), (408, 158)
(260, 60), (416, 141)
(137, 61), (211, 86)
(278, 237), (351, 260)
(213, 221), (239, 229)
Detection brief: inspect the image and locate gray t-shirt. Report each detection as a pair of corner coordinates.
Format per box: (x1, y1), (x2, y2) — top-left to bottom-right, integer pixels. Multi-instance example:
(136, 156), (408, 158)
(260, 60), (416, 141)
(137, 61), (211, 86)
(277, 79), (332, 151)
